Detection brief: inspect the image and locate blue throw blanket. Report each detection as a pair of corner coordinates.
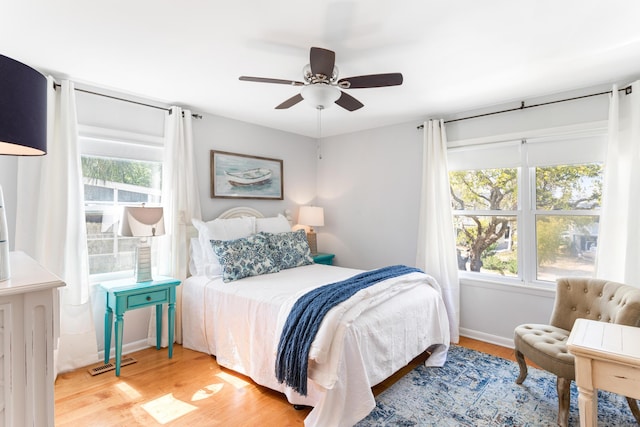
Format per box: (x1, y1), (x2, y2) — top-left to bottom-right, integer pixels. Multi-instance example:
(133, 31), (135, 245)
(275, 265), (422, 396)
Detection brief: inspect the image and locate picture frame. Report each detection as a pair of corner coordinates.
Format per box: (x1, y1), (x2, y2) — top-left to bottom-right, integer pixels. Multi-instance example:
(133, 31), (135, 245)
(211, 150), (284, 200)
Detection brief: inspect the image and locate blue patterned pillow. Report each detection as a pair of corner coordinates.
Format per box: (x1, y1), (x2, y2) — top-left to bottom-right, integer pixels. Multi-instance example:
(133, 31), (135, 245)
(266, 230), (314, 270)
(211, 233), (280, 282)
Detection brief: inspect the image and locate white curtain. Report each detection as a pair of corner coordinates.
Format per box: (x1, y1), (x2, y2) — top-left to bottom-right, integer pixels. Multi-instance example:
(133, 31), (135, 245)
(416, 120), (460, 342)
(15, 79), (98, 374)
(596, 82), (640, 285)
(148, 106), (202, 346)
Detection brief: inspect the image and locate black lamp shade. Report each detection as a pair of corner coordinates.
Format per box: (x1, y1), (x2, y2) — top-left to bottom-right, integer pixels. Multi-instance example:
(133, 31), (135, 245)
(0, 55), (47, 155)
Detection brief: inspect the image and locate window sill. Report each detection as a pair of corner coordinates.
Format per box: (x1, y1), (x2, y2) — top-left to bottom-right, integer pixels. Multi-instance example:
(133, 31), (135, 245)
(90, 270), (136, 285)
(460, 273), (555, 297)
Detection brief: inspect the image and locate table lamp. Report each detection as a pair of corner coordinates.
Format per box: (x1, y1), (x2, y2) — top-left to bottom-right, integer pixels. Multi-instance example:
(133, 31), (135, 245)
(119, 206), (165, 282)
(0, 55), (48, 281)
(298, 206), (324, 256)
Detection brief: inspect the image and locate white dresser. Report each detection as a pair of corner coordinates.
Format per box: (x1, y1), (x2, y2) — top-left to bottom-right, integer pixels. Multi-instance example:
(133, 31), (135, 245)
(0, 252), (64, 426)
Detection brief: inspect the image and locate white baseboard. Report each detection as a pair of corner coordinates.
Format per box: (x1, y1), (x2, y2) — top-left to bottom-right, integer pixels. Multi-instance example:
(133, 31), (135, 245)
(459, 327), (514, 349)
(99, 339), (153, 362)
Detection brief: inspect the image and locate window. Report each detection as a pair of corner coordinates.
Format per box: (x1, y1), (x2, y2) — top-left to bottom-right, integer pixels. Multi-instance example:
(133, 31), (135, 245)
(79, 126), (164, 279)
(83, 156), (162, 275)
(450, 168), (518, 277)
(448, 131), (606, 285)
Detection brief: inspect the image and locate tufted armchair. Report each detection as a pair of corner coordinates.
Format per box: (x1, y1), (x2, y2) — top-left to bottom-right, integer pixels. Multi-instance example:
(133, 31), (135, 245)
(514, 277), (640, 427)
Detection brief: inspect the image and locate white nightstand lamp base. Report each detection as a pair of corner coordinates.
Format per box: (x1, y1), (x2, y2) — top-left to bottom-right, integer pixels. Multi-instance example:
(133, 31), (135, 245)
(135, 244), (152, 283)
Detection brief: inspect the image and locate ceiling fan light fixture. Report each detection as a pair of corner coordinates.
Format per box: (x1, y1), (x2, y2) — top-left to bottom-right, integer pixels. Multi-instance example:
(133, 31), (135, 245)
(301, 84), (340, 109)
(240, 47), (403, 112)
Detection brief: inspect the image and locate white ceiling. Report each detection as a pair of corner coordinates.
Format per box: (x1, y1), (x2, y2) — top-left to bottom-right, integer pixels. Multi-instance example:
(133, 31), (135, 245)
(3, 0), (640, 138)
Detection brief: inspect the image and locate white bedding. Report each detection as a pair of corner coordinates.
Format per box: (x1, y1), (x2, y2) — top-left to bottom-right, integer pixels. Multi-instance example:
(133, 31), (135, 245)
(182, 263), (450, 427)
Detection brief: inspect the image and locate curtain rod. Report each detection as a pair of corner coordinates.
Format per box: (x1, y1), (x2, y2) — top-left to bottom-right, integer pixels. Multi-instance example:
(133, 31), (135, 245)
(416, 86), (632, 129)
(52, 82), (203, 119)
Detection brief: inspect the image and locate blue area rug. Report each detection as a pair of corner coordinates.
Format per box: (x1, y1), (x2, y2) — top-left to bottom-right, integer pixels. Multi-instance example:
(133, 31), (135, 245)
(356, 345), (637, 426)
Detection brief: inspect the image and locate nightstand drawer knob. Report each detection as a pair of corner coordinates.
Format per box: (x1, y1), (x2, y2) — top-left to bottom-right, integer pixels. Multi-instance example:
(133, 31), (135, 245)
(126, 289), (169, 309)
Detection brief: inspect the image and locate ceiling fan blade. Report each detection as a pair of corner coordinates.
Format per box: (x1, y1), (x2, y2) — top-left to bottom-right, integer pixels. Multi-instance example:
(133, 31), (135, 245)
(310, 47), (335, 78)
(275, 93), (304, 109)
(338, 73), (403, 88)
(239, 76), (304, 86)
(335, 91), (364, 111)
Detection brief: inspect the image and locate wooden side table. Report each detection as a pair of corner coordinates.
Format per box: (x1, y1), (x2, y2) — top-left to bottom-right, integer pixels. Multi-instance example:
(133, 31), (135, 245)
(313, 253), (335, 265)
(100, 276), (181, 376)
(567, 318), (640, 426)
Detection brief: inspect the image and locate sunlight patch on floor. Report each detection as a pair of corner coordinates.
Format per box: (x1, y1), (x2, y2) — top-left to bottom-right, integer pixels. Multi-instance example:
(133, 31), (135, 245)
(216, 372), (250, 389)
(191, 383), (224, 401)
(141, 393), (197, 424)
(115, 381), (142, 399)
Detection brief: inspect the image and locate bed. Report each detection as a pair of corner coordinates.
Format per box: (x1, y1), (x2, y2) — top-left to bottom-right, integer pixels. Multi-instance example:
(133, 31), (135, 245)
(182, 207), (450, 427)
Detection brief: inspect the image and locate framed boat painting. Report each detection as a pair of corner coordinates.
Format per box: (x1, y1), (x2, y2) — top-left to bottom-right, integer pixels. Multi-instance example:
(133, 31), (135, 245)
(210, 150), (284, 200)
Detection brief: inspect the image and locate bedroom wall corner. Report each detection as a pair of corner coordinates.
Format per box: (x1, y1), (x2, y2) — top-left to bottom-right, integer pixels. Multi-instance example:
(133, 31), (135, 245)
(316, 121), (423, 270)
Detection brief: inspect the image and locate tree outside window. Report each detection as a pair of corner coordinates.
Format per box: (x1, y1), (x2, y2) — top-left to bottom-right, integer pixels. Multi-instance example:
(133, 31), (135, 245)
(450, 168), (517, 275)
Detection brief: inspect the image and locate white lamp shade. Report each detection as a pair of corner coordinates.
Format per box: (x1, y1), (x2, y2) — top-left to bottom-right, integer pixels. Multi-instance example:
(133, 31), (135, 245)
(301, 84), (340, 109)
(298, 206), (324, 227)
(119, 207), (165, 237)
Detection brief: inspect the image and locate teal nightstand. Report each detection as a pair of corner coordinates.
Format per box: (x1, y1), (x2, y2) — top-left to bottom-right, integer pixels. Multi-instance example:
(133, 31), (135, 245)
(100, 276), (181, 376)
(313, 253), (335, 265)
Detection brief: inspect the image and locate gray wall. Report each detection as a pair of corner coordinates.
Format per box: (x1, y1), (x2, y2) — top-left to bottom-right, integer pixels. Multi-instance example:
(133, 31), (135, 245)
(317, 122), (423, 270)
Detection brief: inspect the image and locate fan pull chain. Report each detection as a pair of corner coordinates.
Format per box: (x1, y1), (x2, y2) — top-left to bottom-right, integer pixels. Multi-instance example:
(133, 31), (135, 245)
(317, 106), (323, 159)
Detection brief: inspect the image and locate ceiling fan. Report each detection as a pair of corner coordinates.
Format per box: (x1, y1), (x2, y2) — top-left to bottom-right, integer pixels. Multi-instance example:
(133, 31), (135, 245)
(239, 47), (403, 111)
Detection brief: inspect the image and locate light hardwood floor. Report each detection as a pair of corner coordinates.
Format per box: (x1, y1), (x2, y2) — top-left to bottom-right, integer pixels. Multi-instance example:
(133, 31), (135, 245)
(54, 337), (517, 426)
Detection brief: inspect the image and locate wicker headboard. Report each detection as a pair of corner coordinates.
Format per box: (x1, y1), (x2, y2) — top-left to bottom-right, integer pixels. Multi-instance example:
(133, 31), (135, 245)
(217, 207), (293, 225)
(217, 206), (265, 219)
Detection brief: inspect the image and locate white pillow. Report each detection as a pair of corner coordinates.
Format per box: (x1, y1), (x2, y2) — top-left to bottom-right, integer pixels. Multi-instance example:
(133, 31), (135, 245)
(208, 216), (256, 241)
(189, 237), (203, 276)
(256, 214), (292, 234)
(191, 217), (256, 277)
